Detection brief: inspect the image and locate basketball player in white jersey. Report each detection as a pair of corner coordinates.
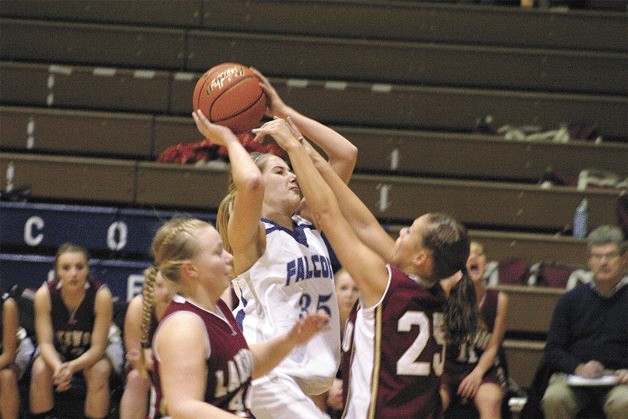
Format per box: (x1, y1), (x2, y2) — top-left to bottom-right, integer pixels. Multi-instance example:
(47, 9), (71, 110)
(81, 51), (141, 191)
(253, 118), (476, 418)
(192, 68), (357, 419)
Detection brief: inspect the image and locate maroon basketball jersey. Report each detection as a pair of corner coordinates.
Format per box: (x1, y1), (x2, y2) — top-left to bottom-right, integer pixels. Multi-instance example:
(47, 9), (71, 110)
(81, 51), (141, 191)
(445, 289), (500, 375)
(342, 265), (446, 418)
(151, 296), (253, 418)
(48, 278), (103, 361)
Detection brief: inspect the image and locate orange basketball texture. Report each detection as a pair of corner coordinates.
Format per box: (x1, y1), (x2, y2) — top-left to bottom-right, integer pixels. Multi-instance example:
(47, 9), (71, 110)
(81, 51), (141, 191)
(193, 63), (268, 134)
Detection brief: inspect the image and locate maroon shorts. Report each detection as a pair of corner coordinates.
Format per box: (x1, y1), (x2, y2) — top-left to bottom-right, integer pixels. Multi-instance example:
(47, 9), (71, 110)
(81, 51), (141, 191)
(441, 365), (506, 401)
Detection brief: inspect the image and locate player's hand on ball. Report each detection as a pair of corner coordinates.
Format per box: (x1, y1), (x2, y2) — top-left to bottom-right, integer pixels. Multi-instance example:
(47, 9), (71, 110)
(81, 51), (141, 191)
(250, 67), (288, 118)
(192, 109), (239, 147)
(289, 310), (331, 346)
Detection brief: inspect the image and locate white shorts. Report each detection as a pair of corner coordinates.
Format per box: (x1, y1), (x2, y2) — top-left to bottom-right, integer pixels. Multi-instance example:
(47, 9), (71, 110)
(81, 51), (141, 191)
(250, 372), (330, 419)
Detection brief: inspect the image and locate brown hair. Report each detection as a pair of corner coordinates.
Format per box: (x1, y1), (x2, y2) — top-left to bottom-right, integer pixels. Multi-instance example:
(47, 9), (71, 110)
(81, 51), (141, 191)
(216, 152), (271, 253)
(137, 217), (212, 374)
(55, 242), (90, 269)
(444, 274), (479, 345)
(421, 213), (470, 280)
(419, 213), (479, 345)
(54, 242), (91, 281)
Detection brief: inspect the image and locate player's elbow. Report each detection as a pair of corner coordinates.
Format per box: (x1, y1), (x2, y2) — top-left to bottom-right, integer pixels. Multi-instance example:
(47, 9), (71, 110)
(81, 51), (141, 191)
(346, 143), (358, 165)
(314, 209), (337, 233)
(238, 172), (264, 195)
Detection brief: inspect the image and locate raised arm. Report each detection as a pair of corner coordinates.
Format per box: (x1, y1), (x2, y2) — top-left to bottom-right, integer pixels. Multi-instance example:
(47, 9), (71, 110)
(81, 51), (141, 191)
(252, 119), (389, 308)
(301, 137), (396, 263)
(251, 68), (357, 184)
(193, 110), (265, 274)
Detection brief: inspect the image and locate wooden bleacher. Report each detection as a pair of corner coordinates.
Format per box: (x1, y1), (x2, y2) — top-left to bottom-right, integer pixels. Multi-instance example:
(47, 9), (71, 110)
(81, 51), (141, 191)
(3, 106), (625, 183)
(1, 0), (626, 394)
(2, 60), (625, 138)
(2, 152), (622, 231)
(1, 0), (625, 51)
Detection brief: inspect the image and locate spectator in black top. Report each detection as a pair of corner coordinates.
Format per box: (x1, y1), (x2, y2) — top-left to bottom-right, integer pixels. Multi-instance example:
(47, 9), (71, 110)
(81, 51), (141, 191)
(541, 225), (627, 418)
(1, 287), (35, 419)
(1, 293), (21, 418)
(29, 243), (113, 419)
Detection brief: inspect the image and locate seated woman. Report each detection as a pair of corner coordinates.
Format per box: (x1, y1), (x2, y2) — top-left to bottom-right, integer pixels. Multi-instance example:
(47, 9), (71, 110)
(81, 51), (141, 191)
(440, 241), (509, 418)
(1, 292), (20, 419)
(1, 288), (36, 419)
(29, 243), (113, 419)
(119, 271), (173, 419)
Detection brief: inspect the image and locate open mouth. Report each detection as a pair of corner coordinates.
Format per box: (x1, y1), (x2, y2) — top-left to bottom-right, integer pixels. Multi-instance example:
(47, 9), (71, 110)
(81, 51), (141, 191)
(468, 262), (480, 276)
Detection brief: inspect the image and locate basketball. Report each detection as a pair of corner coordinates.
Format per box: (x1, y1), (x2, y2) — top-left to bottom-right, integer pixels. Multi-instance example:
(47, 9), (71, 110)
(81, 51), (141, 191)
(193, 62), (268, 134)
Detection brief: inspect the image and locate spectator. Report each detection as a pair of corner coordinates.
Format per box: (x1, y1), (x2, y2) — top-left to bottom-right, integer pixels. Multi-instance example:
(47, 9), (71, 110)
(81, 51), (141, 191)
(119, 270), (173, 419)
(541, 225), (627, 418)
(192, 67), (356, 419)
(325, 268), (359, 418)
(138, 218), (330, 417)
(1, 293), (21, 419)
(440, 241), (509, 418)
(29, 243), (113, 419)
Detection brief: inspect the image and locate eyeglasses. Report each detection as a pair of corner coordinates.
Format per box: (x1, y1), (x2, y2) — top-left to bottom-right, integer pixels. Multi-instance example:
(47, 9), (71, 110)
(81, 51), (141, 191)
(589, 251), (621, 261)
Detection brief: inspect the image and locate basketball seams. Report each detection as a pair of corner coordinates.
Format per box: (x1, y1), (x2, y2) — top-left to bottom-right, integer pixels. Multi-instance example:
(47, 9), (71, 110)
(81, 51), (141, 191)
(212, 78), (265, 123)
(210, 75), (256, 121)
(193, 62), (267, 134)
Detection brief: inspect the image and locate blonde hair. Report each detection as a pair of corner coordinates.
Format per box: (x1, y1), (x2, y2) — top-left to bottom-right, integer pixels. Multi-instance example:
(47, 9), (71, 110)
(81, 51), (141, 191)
(137, 217), (212, 374)
(217, 152), (271, 254)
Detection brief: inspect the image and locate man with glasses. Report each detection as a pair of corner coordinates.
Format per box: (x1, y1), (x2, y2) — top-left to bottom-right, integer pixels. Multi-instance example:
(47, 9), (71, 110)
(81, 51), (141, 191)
(541, 225), (627, 418)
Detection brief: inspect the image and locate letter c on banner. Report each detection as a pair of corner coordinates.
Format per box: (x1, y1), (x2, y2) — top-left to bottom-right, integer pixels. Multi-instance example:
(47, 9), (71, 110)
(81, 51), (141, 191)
(24, 216), (44, 246)
(107, 221), (128, 251)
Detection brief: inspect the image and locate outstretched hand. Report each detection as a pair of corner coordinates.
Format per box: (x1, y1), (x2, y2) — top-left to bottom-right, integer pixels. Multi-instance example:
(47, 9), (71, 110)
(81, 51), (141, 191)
(191, 109), (239, 147)
(250, 67), (288, 118)
(289, 310), (331, 347)
(252, 117), (304, 151)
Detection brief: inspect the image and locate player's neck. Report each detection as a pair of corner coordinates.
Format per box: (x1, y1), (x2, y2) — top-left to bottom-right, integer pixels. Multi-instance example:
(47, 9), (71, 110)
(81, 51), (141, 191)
(408, 272), (436, 289)
(264, 211), (294, 231)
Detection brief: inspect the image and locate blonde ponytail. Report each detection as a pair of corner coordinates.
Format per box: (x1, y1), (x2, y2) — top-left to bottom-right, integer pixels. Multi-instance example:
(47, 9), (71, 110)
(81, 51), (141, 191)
(217, 191), (236, 254)
(137, 265), (158, 377)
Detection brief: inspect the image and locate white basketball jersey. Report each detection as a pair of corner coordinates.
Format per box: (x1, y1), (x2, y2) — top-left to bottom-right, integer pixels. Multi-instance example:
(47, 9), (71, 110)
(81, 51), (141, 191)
(233, 215), (340, 395)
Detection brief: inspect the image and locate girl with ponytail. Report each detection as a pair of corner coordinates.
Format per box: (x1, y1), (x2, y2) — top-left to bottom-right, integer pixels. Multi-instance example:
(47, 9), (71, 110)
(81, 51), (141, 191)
(193, 66), (357, 419)
(440, 241), (509, 418)
(119, 266), (173, 419)
(141, 217), (329, 418)
(250, 117), (472, 418)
